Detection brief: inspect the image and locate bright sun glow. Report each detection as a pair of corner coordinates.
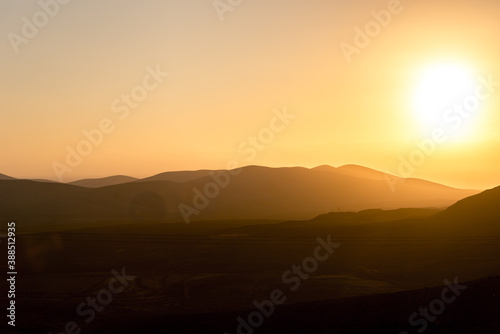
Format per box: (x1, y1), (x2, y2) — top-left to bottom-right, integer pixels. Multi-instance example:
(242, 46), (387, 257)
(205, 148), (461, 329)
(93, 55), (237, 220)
(412, 62), (479, 137)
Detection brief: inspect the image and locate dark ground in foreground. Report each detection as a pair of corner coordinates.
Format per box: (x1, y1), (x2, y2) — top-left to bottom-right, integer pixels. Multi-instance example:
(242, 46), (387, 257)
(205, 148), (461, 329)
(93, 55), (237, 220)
(3, 212), (500, 334)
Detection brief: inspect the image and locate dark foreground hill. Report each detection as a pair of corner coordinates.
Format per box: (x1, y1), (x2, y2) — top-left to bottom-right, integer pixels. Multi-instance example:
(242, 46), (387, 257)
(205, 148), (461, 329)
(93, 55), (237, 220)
(437, 185), (500, 232)
(82, 275), (500, 334)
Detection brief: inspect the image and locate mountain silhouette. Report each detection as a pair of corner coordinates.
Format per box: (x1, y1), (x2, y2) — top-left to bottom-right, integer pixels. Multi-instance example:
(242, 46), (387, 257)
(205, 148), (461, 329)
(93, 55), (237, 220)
(0, 165), (479, 224)
(435, 185), (500, 234)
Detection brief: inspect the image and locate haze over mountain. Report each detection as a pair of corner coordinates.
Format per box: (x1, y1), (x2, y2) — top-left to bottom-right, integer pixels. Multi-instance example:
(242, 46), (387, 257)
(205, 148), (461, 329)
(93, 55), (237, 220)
(0, 165), (479, 225)
(70, 175), (138, 188)
(229, 184), (500, 244)
(330, 164), (390, 181)
(137, 170), (217, 183)
(177, 165), (478, 220)
(0, 173), (57, 183)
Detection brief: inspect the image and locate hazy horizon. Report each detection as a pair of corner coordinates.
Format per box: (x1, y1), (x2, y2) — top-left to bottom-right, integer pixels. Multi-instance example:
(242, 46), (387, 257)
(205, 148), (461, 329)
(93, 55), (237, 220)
(2, 0), (500, 189)
(0, 163), (494, 191)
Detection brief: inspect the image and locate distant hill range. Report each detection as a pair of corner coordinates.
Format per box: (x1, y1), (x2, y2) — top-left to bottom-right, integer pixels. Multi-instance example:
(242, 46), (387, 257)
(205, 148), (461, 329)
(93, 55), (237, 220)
(0, 165), (482, 224)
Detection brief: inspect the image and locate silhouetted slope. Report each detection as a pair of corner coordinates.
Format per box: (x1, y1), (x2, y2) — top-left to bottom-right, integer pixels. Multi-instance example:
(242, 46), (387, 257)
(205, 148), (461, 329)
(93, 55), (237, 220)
(78, 180), (185, 221)
(70, 175), (138, 188)
(0, 173), (15, 180)
(0, 180), (86, 221)
(435, 185), (500, 233)
(0, 179), (185, 223)
(311, 208), (441, 226)
(440, 185), (500, 220)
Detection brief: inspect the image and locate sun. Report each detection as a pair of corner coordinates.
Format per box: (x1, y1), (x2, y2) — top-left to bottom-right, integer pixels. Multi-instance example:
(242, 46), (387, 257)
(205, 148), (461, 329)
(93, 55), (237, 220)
(411, 62), (478, 135)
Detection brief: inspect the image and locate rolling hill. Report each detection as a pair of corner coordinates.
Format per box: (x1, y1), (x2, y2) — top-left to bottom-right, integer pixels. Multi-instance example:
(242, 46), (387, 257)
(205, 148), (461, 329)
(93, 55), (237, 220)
(434, 185), (500, 234)
(439, 185), (500, 220)
(0, 165), (480, 225)
(176, 165), (478, 221)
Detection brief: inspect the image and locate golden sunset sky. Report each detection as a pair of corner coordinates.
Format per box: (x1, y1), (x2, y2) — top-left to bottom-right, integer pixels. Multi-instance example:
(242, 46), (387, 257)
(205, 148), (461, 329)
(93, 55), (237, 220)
(1, 0), (499, 188)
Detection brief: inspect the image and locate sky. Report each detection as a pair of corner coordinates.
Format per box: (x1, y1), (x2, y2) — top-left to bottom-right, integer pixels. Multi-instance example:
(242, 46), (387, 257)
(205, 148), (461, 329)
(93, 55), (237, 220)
(1, 0), (499, 188)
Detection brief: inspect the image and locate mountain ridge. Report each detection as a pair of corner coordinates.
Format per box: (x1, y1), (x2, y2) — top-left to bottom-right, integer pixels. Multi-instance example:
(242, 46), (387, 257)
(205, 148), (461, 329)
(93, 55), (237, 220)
(0, 165), (480, 224)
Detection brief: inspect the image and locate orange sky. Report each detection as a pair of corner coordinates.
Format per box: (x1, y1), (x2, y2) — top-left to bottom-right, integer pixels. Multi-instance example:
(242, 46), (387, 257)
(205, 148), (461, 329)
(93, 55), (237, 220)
(1, 0), (499, 188)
